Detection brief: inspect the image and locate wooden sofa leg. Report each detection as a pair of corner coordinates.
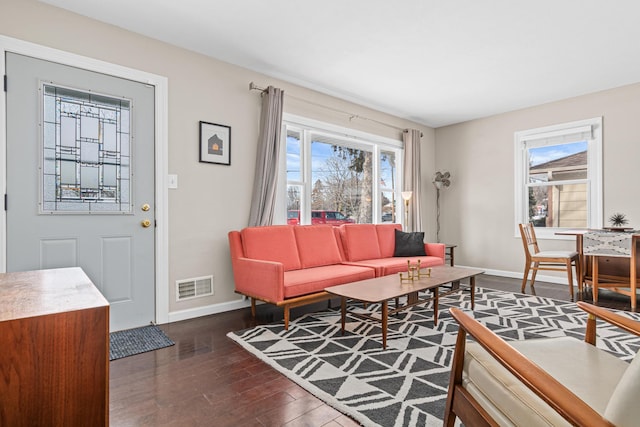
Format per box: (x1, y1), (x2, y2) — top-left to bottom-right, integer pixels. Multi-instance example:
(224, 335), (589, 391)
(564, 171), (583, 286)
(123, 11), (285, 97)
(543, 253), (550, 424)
(251, 298), (256, 318)
(284, 306), (290, 330)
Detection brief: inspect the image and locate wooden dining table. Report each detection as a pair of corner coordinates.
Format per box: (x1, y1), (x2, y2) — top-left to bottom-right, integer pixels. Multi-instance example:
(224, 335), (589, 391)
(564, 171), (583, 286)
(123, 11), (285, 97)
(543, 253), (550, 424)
(555, 229), (640, 287)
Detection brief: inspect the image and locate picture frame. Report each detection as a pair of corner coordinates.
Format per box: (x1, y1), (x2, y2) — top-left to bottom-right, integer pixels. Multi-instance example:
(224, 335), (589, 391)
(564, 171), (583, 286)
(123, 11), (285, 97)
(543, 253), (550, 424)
(199, 121), (231, 165)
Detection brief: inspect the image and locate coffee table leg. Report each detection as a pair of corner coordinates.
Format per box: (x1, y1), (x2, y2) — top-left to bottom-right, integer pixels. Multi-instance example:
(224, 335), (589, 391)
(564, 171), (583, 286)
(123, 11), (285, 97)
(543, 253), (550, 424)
(408, 291), (418, 305)
(382, 300), (388, 349)
(470, 276), (476, 310)
(340, 297), (346, 335)
(433, 286), (439, 326)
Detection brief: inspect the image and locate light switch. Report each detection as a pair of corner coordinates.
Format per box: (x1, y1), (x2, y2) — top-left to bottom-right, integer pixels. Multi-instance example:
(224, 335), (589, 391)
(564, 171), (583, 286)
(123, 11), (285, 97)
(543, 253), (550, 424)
(168, 174), (178, 189)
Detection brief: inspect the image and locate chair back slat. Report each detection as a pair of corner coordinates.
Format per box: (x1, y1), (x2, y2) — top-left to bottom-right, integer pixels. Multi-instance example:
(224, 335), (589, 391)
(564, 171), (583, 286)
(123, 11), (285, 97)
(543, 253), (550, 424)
(519, 223), (540, 256)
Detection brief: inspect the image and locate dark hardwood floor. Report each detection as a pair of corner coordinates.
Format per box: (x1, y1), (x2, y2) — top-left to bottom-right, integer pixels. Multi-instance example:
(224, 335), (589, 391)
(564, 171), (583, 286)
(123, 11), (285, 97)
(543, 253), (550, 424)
(109, 275), (635, 426)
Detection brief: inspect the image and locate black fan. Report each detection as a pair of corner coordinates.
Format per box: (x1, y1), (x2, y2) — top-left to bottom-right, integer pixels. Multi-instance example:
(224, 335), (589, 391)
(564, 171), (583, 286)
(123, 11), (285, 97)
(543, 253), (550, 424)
(433, 171), (451, 189)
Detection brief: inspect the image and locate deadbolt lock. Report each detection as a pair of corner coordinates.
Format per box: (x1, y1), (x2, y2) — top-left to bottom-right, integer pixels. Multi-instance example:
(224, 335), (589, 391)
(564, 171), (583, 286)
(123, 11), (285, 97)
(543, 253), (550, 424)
(141, 219), (152, 228)
(141, 203), (150, 212)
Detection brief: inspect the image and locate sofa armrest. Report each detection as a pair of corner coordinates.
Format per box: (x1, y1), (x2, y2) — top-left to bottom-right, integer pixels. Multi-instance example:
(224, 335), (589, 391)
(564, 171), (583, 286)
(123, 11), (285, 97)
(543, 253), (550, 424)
(425, 243), (446, 260)
(232, 257), (285, 303)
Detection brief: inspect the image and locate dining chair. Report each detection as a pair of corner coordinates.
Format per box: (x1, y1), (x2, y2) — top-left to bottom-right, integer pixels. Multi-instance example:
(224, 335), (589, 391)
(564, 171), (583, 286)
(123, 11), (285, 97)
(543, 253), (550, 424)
(519, 223), (582, 300)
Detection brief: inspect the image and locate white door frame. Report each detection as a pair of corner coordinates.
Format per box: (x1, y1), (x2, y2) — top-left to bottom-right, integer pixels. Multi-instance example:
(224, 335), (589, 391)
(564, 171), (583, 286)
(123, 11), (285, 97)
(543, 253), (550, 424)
(0, 35), (170, 325)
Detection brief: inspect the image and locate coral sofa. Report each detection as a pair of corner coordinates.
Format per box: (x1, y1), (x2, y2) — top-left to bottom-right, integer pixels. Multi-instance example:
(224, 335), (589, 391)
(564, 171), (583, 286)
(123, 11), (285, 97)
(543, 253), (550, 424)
(228, 223), (445, 329)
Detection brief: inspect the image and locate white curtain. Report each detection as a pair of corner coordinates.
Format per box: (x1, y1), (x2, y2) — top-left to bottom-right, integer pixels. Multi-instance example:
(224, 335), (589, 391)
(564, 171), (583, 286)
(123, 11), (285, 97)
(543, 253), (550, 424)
(403, 129), (422, 232)
(248, 86), (284, 226)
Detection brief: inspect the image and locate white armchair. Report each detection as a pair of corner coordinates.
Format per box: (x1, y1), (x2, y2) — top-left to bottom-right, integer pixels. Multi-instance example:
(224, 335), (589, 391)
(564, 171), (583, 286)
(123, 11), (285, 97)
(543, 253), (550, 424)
(444, 301), (640, 426)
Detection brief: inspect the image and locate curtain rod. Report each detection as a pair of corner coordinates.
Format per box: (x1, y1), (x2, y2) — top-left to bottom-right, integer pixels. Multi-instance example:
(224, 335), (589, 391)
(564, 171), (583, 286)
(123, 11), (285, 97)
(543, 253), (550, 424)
(249, 81), (267, 92)
(249, 81), (421, 135)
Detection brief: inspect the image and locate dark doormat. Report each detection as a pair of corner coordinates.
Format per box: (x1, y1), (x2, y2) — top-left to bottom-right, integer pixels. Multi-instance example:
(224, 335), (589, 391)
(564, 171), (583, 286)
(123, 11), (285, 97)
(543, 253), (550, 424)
(109, 324), (174, 361)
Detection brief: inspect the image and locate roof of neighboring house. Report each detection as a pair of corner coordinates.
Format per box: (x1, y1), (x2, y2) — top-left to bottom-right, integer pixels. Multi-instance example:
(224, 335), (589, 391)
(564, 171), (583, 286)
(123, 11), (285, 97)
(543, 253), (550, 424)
(530, 150), (587, 171)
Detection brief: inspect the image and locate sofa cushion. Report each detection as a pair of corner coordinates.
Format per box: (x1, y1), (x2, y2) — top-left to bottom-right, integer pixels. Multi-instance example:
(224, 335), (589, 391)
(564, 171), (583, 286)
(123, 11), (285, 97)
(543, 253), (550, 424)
(283, 264), (375, 298)
(380, 256), (443, 276)
(339, 224), (381, 261)
(375, 223), (402, 258)
(334, 227), (347, 260)
(241, 226), (301, 271)
(393, 229), (427, 257)
(345, 256), (444, 277)
(294, 225), (342, 268)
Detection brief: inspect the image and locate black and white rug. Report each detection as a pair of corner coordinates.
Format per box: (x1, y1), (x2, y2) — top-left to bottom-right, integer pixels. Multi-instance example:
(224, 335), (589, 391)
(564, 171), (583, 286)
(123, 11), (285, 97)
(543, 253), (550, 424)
(227, 287), (640, 427)
(110, 324), (174, 361)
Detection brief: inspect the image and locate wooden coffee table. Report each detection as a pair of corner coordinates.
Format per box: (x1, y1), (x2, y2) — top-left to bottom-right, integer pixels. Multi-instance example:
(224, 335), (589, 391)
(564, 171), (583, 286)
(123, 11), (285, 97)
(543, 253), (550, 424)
(325, 266), (484, 349)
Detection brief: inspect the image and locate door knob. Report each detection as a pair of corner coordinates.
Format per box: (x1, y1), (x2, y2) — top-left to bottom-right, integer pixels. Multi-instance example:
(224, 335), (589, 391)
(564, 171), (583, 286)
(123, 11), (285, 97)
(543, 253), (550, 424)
(141, 219), (152, 228)
(141, 203), (150, 211)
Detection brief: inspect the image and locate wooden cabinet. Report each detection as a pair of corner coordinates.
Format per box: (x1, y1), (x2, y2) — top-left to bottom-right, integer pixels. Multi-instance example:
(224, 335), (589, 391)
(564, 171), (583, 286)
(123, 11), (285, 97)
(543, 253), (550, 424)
(0, 268), (109, 427)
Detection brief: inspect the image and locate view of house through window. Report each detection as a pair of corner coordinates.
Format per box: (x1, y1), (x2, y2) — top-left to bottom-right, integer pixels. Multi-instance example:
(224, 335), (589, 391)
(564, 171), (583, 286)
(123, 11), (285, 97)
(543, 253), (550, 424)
(284, 117), (402, 226)
(528, 141), (588, 227)
(515, 117), (602, 236)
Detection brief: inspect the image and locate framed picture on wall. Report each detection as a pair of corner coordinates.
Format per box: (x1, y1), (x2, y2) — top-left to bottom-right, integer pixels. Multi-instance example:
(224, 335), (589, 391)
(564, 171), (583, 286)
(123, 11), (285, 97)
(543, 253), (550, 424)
(199, 121), (231, 165)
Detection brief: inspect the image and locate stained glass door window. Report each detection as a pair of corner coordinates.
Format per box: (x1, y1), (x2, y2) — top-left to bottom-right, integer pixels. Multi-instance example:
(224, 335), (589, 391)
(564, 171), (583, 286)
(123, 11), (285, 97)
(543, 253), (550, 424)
(41, 84), (131, 213)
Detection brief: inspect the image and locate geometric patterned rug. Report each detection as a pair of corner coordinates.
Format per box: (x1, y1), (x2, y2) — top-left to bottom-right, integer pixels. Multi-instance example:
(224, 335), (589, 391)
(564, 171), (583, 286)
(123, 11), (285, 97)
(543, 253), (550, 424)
(109, 324), (174, 361)
(227, 287), (640, 427)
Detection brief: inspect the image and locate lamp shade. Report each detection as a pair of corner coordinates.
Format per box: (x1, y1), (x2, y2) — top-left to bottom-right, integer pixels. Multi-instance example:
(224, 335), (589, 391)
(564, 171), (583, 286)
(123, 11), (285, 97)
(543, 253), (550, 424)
(401, 191), (413, 201)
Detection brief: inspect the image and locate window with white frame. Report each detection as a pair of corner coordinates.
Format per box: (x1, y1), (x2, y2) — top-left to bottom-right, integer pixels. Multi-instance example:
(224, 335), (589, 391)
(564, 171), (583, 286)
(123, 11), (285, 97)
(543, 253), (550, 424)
(281, 115), (403, 226)
(514, 117), (602, 239)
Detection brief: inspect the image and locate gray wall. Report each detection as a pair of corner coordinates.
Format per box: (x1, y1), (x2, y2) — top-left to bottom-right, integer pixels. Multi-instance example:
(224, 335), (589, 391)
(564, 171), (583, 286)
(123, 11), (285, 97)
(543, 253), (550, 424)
(435, 84), (640, 279)
(1, 0), (436, 320)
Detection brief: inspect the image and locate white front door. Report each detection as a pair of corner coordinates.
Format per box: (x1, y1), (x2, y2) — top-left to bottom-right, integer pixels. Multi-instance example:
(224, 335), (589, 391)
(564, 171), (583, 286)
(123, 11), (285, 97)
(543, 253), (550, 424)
(5, 52), (156, 331)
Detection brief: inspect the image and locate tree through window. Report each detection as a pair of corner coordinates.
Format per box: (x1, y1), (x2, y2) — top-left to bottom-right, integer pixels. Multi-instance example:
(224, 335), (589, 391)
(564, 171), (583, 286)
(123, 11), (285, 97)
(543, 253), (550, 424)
(283, 116), (402, 226)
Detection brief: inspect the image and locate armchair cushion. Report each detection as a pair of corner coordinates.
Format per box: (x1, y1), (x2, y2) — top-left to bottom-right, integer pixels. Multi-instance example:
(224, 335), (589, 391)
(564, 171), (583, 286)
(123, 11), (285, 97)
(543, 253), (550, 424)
(464, 337), (627, 426)
(393, 229), (427, 257)
(605, 350), (640, 427)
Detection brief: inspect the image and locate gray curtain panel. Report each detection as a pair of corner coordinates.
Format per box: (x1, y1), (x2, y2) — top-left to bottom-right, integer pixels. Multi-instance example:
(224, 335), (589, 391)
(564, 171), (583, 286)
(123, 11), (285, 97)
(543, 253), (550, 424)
(248, 86), (284, 226)
(403, 129), (422, 232)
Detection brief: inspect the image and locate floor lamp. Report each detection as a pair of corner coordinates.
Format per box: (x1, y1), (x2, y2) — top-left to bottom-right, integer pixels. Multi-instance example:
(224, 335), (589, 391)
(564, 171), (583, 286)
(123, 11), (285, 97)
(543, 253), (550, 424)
(432, 171), (451, 242)
(401, 191), (413, 231)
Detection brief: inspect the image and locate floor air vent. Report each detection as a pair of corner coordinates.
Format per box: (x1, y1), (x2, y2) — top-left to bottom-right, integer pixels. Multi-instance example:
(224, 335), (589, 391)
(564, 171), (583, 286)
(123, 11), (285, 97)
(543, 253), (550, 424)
(176, 275), (214, 301)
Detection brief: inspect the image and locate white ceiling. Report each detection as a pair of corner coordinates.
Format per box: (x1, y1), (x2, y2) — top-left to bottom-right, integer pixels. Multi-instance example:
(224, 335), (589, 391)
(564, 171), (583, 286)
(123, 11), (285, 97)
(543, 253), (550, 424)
(41, 0), (640, 128)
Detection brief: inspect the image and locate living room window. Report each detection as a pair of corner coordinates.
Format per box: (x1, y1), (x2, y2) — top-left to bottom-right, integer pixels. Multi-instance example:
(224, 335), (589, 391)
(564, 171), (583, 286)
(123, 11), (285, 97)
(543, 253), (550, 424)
(281, 115), (403, 225)
(514, 117), (602, 239)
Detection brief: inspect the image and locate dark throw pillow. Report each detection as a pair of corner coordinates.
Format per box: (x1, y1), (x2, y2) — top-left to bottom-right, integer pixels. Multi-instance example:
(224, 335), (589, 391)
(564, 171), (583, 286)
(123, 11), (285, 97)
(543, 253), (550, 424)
(393, 229), (427, 257)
